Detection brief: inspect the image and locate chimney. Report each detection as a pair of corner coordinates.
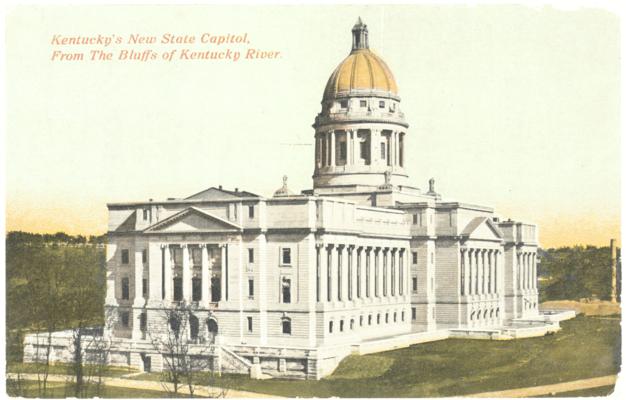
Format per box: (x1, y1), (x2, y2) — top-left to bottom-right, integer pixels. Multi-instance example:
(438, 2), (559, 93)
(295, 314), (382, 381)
(218, 185), (223, 190)
(235, 188), (239, 192)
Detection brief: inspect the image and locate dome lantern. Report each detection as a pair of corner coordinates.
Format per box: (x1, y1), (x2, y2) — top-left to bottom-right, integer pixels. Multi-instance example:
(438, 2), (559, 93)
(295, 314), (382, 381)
(351, 17), (369, 51)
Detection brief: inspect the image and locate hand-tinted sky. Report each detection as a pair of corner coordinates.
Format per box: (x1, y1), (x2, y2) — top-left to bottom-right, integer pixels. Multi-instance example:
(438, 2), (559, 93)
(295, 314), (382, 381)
(6, 5), (620, 248)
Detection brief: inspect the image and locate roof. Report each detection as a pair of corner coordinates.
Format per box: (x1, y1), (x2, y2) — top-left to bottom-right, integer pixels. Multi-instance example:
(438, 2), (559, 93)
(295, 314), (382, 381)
(323, 49), (398, 100)
(185, 186), (260, 201)
(461, 217), (504, 239)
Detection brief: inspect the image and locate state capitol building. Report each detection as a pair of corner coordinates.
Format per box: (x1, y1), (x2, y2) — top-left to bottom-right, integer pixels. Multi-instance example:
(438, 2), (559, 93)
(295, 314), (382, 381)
(24, 19), (574, 380)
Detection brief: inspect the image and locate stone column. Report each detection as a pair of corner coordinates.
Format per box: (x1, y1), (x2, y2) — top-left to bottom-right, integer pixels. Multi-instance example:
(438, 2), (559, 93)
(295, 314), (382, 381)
(493, 250), (504, 294)
(374, 247), (381, 297)
(370, 129), (378, 165)
(327, 245), (334, 302)
(466, 249), (474, 295)
(353, 130), (360, 165)
(319, 244), (327, 303)
(365, 248), (372, 298)
(533, 253), (537, 290)
(147, 245), (163, 305)
(463, 249), (470, 296)
(329, 131), (335, 166)
(105, 245), (117, 306)
(488, 250), (494, 295)
(347, 246), (354, 301)
(133, 249), (144, 307)
(220, 244), (227, 302)
(201, 244), (209, 307)
(182, 245), (191, 302)
(476, 249), (483, 294)
(347, 130), (353, 165)
(163, 245), (172, 302)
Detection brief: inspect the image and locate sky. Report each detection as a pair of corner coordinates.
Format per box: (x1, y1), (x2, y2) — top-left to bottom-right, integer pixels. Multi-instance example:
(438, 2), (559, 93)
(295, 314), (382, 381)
(5, 4), (621, 248)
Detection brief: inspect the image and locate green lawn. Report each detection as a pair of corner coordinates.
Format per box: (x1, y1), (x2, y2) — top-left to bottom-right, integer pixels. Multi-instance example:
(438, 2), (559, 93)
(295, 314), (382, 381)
(7, 362), (135, 377)
(9, 316), (620, 398)
(6, 380), (190, 398)
(137, 315), (620, 398)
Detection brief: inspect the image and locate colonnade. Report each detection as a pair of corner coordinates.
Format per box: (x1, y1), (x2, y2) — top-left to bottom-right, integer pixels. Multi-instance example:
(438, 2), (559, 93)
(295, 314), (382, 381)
(517, 251), (537, 291)
(132, 243), (227, 308)
(315, 129), (405, 169)
(316, 244), (407, 303)
(460, 248), (501, 296)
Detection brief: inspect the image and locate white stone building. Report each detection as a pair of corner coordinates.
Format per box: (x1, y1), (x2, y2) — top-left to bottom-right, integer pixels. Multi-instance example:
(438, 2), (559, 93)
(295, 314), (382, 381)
(24, 19), (574, 380)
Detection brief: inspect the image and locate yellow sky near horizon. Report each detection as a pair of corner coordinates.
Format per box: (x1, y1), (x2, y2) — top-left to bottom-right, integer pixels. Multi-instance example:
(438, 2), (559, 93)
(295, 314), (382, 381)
(5, 5), (621, 248)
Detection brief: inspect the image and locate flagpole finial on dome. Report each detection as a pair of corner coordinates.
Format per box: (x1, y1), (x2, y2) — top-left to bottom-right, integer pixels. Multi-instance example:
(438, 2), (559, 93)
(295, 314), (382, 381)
(351, 17), (369, 51)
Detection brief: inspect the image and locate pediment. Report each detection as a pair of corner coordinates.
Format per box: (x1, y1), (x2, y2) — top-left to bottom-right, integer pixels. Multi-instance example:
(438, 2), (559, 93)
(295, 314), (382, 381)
(143, 207), (242, 233)
(461, 217), (503, 241)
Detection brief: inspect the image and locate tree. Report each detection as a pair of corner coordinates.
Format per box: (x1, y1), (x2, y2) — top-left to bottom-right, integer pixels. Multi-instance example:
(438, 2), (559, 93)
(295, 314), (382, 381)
(147, 302), (222, 397)
(540, 246), (613, 301)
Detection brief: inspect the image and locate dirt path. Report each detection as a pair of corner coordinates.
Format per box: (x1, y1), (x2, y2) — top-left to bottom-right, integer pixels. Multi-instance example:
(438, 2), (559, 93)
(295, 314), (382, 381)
(467, 375), (617, 397)
(7, 373), (282, 398)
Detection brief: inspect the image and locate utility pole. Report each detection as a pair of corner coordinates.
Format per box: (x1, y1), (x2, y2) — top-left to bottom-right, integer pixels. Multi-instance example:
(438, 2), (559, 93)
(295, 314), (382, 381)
(610, 239), (618, 303)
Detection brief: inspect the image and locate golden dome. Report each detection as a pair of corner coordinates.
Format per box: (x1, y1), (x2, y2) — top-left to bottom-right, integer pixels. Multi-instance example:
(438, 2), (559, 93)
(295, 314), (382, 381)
(323, 19), (398, 100)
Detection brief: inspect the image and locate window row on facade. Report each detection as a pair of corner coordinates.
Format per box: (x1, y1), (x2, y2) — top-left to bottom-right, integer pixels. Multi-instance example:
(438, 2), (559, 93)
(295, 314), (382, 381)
(315, 245), (407, 303)
(328, 308), (406, 333)
(315, 129), (405, 168)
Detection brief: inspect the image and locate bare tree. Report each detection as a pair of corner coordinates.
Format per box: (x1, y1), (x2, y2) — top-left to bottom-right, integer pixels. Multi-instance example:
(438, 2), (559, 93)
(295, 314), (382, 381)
(147, 301), (221, 397)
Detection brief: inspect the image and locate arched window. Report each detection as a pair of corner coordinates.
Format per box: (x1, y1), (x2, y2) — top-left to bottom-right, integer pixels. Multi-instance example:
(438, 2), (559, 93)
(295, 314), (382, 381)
(329, 321), (333, 333)
(207, 318), (218, 344)
(340, 320), (344, 332)
(377, 314), (381, 324)
(385, 313), (389, 323)
(490, 309), (494, 319)
(282, 317), (291, 335)
(393, 312), (397, 323)
(368, 315), (372, 325)
(350, 319), (355, 330)
(359, 316), (363, 326)
(483, 309), (488, 319)
(470, 311), (475, 321)
(496, 308), (500, 318)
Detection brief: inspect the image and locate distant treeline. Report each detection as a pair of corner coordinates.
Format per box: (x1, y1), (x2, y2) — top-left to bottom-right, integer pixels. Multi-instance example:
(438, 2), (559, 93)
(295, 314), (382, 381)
(539, 245), (620, 302)
(6, 230), (107, 245)
(6, 231), (106, 362)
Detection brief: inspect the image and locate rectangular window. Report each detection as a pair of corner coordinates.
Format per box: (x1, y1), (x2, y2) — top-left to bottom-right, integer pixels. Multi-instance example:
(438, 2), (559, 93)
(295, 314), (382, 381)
(360, 100), (367, 107)
(339, 141), (347, 160)
(412, 307), (417, 320)
(248, 279), (254, 298)
(248, 205), (255, 219)
(379, 100), (385, 108)
(412, 277), (418, 292)
(248, 248), (254, 263)
(360, 141), (369, 161)
(282, 248), (292, 265)
(173, 277), (183, 301)
(282, 278), (291, 303)
(340, 100), (348, 109)
(121, 277), (129, 300)
(142, 209), (149, 221)
(247, 316), (253, 332)
(142, 278), (147, 297)
(412, 213), (418, 224)
(121, 249), (129, 264)
(192, 278), (201, 301)
(120, 311), (129, 327)
(380, 142), (386, 159)
(142, 249), (147, 264)
(412, 251), (418, 264)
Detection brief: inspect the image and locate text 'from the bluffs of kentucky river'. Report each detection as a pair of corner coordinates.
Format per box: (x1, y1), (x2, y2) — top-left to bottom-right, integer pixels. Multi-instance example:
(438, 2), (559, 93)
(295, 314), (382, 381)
(50, 33), (282, 62)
